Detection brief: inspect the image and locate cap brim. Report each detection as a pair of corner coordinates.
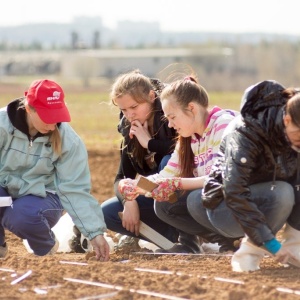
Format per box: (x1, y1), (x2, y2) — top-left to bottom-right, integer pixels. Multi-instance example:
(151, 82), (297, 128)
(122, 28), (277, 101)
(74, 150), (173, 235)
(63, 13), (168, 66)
(35, 106), (71, 123)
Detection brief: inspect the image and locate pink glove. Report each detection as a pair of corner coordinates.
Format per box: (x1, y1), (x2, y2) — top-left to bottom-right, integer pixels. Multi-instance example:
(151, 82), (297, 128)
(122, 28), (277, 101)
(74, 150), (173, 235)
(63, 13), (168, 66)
(151, 177), (182, 201)
(118, 179), (139, 201)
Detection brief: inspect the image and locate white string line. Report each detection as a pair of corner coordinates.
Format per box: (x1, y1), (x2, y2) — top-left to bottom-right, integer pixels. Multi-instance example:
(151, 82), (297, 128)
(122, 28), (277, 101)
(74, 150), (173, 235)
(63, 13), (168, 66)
(5, 260), (299, 297)
(34, 284), (62, 295)
(76, 291), (121, 300)
(64, 277), (191, 300)
(131, 252), (233, 257)
(276, 287), (300, 295)
(134, 267), (245, 285)
(59, 260), (88, 266)
(0, 267), (15, 272)
(134, 267), (300, 294)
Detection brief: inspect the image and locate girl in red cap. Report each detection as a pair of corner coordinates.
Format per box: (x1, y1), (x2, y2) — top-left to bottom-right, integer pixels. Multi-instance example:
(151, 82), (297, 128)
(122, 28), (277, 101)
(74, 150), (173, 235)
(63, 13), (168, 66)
(0, 79), (110, 261)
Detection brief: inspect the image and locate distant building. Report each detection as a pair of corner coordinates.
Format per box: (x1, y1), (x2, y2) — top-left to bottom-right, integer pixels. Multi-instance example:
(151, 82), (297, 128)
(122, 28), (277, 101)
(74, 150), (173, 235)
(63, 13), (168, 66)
(60, 47), (232, 79)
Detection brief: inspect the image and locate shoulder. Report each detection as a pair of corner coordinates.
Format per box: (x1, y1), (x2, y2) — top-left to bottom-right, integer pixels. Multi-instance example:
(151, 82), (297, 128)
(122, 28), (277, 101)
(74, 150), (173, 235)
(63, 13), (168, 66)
(0, 106), (13, 132)
(59, 123), (84, 149)
(0, 106), (8, 118)
(209, 109), (240, 128)
(214, 108), (239, 119)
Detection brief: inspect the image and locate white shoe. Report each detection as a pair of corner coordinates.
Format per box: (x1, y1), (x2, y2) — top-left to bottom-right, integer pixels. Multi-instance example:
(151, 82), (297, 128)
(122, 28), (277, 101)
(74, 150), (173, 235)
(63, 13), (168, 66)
(282, 224), (300, 268)
(0, 243), (8, 258)
(231, 237), (266, 272)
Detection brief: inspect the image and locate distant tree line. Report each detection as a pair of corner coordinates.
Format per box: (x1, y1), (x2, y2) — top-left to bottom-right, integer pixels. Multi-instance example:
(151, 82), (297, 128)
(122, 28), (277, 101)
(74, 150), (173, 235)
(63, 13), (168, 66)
(0, 30), (102, 51)
(0, 31), (300, 91)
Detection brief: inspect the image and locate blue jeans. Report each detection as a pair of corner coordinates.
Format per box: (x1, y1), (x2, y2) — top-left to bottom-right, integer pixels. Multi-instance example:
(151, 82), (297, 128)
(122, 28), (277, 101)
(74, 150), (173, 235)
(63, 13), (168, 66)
(0, 187), (64, 255)
(101, 154), (179, 243)
(154, 191), (207, 236)
(187, 181), (295, 238)
(287, 178), (300, 230)
(101, 195), (178, 242)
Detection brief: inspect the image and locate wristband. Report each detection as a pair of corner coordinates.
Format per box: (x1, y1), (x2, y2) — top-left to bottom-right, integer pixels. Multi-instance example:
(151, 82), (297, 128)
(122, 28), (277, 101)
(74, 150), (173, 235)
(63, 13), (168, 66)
(263, 238), (281, 254)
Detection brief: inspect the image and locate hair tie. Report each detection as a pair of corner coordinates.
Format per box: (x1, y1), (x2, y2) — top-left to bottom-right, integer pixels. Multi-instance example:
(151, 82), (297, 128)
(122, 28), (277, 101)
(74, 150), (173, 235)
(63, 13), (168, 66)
(184, 76), (196, 83)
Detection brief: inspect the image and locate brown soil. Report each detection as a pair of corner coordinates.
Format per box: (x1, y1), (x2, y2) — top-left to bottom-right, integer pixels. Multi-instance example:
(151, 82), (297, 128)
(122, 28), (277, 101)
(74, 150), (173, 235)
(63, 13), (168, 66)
(1, 149), (300, 300)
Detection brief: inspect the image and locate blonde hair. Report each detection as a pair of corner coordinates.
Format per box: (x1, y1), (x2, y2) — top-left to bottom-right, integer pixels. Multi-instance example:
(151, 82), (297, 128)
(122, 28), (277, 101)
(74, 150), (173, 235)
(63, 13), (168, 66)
(20, 98), (62, 155)
(48, 125), (62, 155)
(111, 69), (154, 105)
(111, 70), (157, 168)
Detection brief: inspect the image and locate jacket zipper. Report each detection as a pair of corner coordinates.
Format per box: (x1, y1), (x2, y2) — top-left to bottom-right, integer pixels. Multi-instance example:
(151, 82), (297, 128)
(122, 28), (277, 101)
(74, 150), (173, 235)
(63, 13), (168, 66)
(29, 136), (33, 148)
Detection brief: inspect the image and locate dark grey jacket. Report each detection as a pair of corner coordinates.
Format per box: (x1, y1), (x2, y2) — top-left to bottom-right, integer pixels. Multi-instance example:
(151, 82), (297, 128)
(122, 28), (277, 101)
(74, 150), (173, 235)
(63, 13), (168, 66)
(203, 80), (300, 246)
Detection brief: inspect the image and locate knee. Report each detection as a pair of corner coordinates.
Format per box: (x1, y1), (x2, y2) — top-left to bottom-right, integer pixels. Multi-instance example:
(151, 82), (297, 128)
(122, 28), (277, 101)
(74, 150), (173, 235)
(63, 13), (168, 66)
(273, 181), (294, 210)
(101, 198), (122, 222)
(3, 208), (29, 231)
(187, 189), (202, 212)
(101, 201), (110, 215)
(154, 201), (169, 219)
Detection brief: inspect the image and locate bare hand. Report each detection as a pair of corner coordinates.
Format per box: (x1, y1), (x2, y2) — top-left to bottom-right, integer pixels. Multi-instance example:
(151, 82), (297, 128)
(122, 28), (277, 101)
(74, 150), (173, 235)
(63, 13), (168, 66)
(122, 201), (140, 236)
(90, 235), (110, 261)
(129, 120), (151, 148)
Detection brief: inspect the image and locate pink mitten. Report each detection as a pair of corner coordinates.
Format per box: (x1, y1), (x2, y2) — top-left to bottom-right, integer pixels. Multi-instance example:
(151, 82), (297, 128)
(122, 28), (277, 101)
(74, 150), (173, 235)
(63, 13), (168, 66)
(118, 179), (139, 201)
(151, 178), (182, 201)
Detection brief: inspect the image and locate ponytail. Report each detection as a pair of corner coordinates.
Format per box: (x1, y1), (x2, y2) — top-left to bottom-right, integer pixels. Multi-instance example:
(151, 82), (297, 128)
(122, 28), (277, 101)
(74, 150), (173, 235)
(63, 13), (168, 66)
(49, 126), (62, 156)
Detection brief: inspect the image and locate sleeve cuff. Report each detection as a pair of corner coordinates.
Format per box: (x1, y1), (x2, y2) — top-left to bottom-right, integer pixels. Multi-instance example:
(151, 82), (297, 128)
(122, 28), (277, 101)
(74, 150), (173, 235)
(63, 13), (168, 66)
(264, 238), (281, 254)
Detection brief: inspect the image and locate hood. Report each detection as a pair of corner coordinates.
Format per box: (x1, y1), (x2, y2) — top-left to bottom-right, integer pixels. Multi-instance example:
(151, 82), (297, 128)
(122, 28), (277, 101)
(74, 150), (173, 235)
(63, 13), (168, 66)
(240, 80), (286, 119)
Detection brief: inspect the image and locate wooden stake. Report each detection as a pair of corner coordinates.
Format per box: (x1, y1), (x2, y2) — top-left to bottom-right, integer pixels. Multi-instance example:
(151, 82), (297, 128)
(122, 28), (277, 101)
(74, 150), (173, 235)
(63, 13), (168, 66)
(118, 212), (175, 250)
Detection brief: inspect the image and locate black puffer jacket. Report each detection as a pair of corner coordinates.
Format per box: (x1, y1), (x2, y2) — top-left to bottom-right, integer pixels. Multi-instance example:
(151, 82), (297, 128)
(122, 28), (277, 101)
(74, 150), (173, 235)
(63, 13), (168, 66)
(203, 80), (299, 246)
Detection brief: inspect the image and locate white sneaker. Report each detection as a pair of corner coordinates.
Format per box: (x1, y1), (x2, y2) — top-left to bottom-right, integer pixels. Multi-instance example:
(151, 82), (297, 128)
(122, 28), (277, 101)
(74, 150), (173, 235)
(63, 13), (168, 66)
(231, 237), (266, 272)
(282, 224), (300, 268)
(0, 243), (8, 258)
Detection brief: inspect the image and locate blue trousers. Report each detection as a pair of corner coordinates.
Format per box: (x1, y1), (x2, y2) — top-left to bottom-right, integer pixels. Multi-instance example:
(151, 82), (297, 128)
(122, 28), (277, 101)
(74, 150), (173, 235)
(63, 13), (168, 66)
(187, 181), (296, 238)
(154, 191), (205, 236)
(0, 187), (63, 256)
(101, 154), (178, 243)
(101, 195), (178, 242)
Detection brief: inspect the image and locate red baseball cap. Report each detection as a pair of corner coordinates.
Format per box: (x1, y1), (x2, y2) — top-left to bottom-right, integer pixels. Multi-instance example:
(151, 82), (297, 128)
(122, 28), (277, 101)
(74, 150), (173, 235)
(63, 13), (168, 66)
(25, 79), (71, 123)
